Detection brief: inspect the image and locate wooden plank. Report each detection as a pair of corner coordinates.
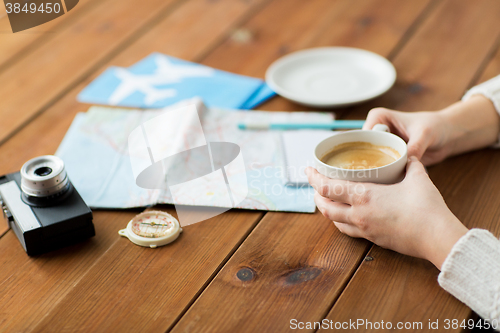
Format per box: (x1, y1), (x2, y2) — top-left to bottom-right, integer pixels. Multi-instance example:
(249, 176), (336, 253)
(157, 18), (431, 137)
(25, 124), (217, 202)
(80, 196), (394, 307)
(321, 248), (462, 332)
(0, 0), (269, 331)
(204, 0), (435, 112)
(340, 0), (500, 121)
(82, 0), (269, 68)
(430, 150), (500, 237)
(204, 0), (432, 78)
(0, 210), (141, 331)
(0, 0), (104, 70)
(172, 212), (370, 333)
(0, 0), (269, 178)
(0, 1), (6, 18)
(473, 36), (500, 86)
(32, 209), (263, 333)
(169, 1), (436, 332)
(324, 1), (500, 331)
(0, 0), (190, 146)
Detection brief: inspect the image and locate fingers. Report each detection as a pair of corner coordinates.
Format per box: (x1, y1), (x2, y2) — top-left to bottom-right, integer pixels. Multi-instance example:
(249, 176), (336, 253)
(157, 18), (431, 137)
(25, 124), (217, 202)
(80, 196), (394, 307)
(363, 108), (411, 145)
(314, 192), (352, 222)
(406, 128), (432, 160)
(333, 222), (364, 238)
(403, 156), (428, 181)
(365, 108), (433, 161)
(306, 167), (357, 204)
(363, 107), (393, 130)
(314, 193), (364, 238)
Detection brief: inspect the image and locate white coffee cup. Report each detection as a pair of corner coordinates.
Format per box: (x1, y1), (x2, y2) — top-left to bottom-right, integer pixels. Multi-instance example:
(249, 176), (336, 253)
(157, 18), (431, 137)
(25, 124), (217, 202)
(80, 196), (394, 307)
(313, 124), (408, 184)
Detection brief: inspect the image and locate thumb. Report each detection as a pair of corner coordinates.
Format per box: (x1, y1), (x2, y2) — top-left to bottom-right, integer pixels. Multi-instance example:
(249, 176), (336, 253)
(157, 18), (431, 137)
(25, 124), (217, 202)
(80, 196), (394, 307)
(404, 156), (427, 179)
(406, 131), (431, 160)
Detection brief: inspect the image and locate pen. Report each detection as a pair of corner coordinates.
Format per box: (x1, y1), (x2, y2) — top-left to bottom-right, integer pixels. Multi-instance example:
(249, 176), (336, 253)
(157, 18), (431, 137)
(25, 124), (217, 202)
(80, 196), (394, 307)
(237, 120), (365, 130)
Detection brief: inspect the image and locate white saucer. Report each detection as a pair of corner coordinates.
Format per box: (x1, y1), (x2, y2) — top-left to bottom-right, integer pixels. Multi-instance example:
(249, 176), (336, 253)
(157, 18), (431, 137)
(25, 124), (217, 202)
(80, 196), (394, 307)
(266, 47), (396, 108)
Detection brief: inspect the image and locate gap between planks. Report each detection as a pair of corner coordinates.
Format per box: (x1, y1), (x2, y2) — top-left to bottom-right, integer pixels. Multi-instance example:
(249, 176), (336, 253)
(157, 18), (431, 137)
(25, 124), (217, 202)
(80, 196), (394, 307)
(0, 0), (189, 148)
(0, 0), (105, 72)
(0, 0), (274, 149)
(164, 210), (268, 332)
(316, 0), (443, 327)
(465, 31), (500, 91)
(1, 2), (276, 328)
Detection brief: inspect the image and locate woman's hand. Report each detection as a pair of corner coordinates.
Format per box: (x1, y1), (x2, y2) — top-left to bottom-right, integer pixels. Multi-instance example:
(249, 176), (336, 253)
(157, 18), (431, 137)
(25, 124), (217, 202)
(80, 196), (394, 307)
(305, 157), (469, 269)
(363, 108), (452, 165)
(364, 95), (500, 166)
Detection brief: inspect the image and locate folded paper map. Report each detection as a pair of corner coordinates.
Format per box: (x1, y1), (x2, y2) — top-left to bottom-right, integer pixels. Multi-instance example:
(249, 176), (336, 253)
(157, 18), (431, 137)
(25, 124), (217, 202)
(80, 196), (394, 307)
(56, 99), (333, 213)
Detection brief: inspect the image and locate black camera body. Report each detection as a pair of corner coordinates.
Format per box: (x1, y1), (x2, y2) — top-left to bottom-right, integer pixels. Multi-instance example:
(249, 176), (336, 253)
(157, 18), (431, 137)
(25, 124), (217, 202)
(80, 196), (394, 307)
(0, 156), (94, 256)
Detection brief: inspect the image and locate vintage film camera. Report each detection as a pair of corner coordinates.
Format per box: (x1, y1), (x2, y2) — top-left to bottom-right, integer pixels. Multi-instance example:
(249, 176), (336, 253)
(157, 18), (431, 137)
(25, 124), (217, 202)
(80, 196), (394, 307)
(0, 156), (94, 255)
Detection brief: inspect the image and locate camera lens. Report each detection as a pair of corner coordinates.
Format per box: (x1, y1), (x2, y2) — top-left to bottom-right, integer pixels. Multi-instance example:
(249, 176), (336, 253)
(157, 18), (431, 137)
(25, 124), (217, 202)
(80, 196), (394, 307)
(20, 156), (69, 197)
(34, 167), (52, 177)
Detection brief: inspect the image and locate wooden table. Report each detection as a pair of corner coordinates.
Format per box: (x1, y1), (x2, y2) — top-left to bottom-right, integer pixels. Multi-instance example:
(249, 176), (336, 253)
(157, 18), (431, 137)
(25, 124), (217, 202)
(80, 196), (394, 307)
(1, 0), (500, 332)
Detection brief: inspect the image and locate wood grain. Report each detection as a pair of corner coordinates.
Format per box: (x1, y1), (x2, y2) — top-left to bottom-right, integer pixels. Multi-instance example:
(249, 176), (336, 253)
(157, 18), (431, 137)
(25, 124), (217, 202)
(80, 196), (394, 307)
(170, 1), (438, 332)
(430, 150), (500, 236)
(1, 0), (499, 332)
(0, 210), (141, 331)
(0, 0), (187, 146)
(0, 0), (268, 331)
(0, 0), (270, 176)
(325, 1), (500, 331)
(321, 248), (462, 332)
(205, 0), (434, 112)
(340, 0), (500, 121)
(0, 0), (103, 70)
(387, 0), (500, 110)
(171, 212), (370, 333)
(32, 208), (263, 333)
(426, 35), (500, 233)
(473, 36), (500, 86)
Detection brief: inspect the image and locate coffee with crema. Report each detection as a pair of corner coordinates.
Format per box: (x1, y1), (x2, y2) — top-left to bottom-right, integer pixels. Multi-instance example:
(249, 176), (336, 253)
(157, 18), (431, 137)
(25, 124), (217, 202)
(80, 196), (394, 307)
(321, 141), (401, 170)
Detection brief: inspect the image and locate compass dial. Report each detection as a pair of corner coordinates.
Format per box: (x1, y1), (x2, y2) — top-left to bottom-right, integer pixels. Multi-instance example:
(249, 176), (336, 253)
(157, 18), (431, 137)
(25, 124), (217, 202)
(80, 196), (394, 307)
(130, 211), (177, 238)
(119, 210), (182, 248)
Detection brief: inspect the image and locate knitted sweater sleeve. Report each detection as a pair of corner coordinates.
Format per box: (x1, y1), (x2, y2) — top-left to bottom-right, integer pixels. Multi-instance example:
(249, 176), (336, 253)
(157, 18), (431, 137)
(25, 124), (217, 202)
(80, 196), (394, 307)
(462, 75), (500, 146)
(438, 229), (500, 328)
(463, 75), (500, 113)
(439, 77), (500, 327)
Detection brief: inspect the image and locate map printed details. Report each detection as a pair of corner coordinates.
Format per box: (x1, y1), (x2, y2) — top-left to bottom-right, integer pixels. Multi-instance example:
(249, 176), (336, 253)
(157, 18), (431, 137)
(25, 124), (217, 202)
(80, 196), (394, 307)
(56, 99), (333, 213)
(128, 103), (248, 225)
(77, 53), (276, 109)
